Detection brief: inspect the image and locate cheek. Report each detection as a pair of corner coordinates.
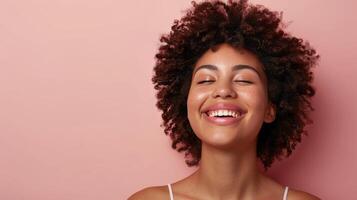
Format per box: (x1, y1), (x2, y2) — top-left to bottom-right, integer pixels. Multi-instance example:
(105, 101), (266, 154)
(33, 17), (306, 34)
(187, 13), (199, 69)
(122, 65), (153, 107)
(187, 88), (207, 109)
(239, 87), (268, 109)
(187, 87), (209, 123)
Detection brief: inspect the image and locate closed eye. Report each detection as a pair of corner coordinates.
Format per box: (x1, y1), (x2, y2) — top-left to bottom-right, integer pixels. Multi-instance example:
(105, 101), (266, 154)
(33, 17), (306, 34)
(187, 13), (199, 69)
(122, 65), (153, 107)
(234, 80), (253, 84)
(197, 80), (215, 84)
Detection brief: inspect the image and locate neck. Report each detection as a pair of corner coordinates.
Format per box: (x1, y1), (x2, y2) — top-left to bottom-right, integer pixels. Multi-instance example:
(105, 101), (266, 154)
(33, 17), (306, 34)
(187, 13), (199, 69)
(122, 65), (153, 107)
(192, 142), (263, 200)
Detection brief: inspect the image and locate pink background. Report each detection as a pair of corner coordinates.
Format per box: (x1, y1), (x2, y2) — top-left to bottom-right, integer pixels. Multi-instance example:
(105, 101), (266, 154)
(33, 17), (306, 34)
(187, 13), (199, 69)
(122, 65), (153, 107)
(0, 0), (356, 199)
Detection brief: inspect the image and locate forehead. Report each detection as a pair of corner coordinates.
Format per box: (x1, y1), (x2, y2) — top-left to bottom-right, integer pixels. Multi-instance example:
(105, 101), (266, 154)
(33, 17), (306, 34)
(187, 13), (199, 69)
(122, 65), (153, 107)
(194, 43), (265, 74)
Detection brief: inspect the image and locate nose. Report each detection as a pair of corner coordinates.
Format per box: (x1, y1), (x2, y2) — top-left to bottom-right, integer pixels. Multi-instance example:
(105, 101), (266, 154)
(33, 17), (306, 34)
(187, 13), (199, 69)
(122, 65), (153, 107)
(212, 81), (237, 99)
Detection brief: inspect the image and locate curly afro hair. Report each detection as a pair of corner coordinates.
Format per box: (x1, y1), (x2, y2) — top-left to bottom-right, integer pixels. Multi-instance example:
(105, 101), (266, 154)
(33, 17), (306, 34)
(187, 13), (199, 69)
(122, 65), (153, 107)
(152, 0), (319, 170)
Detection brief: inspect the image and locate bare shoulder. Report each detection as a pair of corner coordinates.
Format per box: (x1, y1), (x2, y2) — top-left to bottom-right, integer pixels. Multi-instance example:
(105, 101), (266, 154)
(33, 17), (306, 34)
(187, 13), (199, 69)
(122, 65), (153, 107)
(288, 188), (321, 200)
(127, 185), (168, 200)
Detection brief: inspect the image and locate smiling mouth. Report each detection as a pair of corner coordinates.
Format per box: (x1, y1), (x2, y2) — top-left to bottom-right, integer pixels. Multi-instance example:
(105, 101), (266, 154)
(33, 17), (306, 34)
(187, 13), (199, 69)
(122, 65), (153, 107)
(205, 109), (242, 118)
(202, 110), (245, 126)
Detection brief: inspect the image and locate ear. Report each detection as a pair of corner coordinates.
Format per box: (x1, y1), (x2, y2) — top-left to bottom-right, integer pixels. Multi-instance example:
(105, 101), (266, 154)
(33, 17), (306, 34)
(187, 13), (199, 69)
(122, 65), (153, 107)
(264, 102), (276, 123)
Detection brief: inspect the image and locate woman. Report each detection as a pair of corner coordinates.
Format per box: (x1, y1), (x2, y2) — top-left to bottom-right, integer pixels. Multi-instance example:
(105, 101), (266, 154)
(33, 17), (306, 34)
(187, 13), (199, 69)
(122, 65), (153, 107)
(129, 0), (320, 199)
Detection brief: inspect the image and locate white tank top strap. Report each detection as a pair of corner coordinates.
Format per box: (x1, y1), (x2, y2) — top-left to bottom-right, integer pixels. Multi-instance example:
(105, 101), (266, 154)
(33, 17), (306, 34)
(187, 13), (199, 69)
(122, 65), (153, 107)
(283, 186), (289, 200)
(167, 184), (174, 200)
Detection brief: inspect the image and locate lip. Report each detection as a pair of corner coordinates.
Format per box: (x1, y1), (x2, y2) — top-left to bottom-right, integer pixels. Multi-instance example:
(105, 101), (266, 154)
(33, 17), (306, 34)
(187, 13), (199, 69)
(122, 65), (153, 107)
(202, 102), (246, 114)
(201, 102), (246, 126)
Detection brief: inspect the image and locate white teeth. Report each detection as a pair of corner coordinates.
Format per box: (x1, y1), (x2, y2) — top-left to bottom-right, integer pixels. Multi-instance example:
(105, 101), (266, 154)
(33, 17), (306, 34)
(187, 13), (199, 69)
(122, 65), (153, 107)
(207, 110), (240, 118)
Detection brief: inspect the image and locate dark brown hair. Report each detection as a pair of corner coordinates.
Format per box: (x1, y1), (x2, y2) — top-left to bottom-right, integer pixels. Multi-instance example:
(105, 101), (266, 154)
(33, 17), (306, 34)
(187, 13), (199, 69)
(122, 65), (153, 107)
(152, 0), (319, 170)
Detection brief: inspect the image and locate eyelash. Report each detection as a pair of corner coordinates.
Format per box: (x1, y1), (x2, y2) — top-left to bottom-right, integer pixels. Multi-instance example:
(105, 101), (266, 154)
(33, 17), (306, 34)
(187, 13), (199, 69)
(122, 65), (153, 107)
(197, 80), (253, 84)
(235, 80), (253, 84)
(197, 80), (214, 84)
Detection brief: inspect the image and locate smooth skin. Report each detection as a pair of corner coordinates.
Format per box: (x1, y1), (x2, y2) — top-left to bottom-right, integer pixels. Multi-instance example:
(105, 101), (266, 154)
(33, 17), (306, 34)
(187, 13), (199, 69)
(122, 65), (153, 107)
(128, 43), (320, 200)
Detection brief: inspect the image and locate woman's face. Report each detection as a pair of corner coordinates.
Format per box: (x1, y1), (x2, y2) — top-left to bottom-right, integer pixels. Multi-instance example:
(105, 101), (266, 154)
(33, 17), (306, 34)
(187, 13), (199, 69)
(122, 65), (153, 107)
(187, 43), (275, 150)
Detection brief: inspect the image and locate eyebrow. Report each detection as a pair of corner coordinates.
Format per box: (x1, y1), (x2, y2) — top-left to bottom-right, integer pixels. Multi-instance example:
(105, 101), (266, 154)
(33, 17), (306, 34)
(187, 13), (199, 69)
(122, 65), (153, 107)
(193, 64), (262, 79)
